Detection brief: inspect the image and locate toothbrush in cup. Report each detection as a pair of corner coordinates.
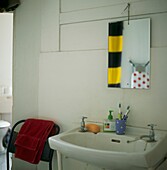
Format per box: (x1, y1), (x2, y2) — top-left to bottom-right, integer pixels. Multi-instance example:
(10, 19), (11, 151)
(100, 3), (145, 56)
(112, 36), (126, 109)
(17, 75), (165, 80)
(118, 103), (122, 120)
(123, 106), (130, 120)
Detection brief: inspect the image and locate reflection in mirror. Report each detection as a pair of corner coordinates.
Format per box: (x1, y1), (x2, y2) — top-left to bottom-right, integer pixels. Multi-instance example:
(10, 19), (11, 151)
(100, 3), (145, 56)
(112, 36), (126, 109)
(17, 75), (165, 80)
(108, 18), (150, 89)
(122, 18), (150, 89)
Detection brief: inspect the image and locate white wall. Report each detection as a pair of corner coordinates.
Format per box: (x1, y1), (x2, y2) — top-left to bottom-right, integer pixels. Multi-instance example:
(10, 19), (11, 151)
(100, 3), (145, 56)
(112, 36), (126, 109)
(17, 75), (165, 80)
(12, 0), (41, 169)
(13, 0), (167, 170)
(13, 0), (40, 122)
(0, 13), (13, 94)
(39, 0), (167, 133)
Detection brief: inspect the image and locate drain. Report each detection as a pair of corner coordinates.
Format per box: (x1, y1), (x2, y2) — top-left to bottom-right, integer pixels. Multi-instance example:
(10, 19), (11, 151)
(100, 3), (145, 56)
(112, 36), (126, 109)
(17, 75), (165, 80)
(111, 139), (121, 143)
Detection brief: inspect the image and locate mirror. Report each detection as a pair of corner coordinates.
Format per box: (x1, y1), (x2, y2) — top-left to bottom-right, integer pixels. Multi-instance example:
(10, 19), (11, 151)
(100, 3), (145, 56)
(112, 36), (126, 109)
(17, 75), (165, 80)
(108, 18), (150, 89)
(122, 18), (150, 89)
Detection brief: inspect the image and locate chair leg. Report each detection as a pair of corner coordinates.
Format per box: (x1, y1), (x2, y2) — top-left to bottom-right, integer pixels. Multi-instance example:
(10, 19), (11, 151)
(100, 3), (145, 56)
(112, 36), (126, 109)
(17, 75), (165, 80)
(49, 160), (52, 170)
(6, 151), (10, 170)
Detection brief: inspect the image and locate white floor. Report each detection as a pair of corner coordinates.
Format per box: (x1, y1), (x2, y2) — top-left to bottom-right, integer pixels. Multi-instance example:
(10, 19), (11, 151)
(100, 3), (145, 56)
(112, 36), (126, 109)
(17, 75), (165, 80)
(0, 150), (12, 170)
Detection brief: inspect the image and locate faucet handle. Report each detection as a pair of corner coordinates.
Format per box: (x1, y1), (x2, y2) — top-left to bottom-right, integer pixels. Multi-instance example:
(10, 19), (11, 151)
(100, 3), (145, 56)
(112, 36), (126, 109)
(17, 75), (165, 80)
(81, 116), (87, 121)
(80, 116), (88, 132)
(148, 124), (157, 130)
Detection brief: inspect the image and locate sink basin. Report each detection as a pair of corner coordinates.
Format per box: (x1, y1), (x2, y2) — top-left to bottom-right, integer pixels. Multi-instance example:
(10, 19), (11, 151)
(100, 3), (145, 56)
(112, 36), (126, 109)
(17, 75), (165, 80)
(49, 126), (167, 170)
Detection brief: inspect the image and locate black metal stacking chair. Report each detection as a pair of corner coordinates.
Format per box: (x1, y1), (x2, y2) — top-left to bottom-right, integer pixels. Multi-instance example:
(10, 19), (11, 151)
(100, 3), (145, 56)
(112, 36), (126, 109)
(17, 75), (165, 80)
(6, 119), (60, 170)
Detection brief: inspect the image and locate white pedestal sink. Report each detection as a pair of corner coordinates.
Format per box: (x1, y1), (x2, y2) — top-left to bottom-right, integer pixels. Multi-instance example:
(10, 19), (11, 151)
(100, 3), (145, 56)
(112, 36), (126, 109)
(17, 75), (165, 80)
(49, 126), (167, 170)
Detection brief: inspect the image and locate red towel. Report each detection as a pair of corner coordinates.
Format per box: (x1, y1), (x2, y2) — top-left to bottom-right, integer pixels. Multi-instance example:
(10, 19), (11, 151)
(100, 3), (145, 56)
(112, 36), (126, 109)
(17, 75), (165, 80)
(14, 118), (55, 164)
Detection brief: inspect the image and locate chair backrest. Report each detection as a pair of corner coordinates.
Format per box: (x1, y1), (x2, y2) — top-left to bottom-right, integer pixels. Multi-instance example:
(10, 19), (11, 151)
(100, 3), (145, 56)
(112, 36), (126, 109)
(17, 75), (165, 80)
(6, 119), (60, 170)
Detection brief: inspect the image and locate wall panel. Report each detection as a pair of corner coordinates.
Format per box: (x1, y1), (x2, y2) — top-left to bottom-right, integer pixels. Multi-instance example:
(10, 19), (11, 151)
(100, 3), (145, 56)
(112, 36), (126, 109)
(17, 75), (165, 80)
(60, 20), (107, 51)
(61, 0), (143, 12)
(60, 0), (167, 24)
(60, 13), (167, 51)
(41, 0), (60, 52)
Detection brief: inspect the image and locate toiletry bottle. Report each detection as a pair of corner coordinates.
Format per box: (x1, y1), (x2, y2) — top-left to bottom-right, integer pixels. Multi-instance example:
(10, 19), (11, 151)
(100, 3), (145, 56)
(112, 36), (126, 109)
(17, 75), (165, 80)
(103, 110), (116, 132)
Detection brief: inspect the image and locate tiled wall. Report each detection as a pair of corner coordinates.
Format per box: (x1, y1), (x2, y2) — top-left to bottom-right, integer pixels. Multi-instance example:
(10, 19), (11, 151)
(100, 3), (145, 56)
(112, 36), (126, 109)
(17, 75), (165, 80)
(13, 0), (167, 170)
(38, 0), (167, 169)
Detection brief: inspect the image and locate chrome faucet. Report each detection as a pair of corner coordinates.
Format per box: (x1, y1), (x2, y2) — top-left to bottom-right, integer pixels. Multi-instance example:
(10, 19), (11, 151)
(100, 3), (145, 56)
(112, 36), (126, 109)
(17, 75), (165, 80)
(80, 116), (87, 132)
(140, 124), (157, 142)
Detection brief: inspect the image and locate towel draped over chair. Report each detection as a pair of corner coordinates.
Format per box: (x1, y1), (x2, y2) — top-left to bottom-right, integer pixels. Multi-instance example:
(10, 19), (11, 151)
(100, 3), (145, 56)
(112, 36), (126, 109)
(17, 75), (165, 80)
(14, 118), (56, 164)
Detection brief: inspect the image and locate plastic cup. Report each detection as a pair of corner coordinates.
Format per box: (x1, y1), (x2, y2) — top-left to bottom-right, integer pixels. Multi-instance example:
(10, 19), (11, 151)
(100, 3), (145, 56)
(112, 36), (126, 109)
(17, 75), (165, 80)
(115, 119), (126, 135)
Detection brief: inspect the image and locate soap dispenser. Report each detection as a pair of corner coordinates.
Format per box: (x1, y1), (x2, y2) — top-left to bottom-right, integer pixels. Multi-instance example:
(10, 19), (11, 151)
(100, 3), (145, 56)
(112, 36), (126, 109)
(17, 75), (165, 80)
(108, 110), (113, 120)
(103, 110), (116, 132)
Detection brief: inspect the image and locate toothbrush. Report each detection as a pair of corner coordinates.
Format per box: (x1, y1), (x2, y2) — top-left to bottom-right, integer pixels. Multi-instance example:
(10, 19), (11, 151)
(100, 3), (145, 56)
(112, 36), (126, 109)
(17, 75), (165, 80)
(118, 103), (122, 120)
(125, 106), (130, 115)
(123, 106), (130, 120)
